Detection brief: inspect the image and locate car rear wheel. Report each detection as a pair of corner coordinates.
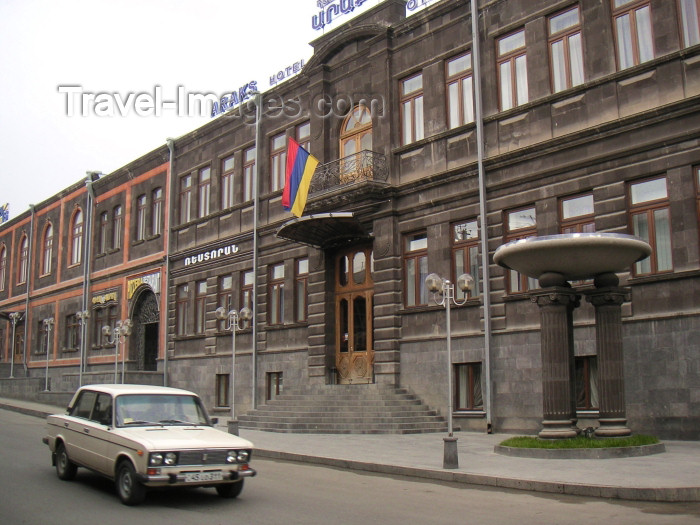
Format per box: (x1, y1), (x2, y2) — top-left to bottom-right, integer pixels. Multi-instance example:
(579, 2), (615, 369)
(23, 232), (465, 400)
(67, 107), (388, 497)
(116, 461), (146, 506)
(215, 479), (244, 499)
(55, 443), (77, 481)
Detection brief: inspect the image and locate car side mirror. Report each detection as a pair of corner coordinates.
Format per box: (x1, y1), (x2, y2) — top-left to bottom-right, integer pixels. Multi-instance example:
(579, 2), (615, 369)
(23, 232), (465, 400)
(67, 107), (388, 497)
(210, 417), (219, 425)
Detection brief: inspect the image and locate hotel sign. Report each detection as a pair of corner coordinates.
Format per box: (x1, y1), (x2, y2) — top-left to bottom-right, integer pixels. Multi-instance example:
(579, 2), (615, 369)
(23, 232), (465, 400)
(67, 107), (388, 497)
(92, 291), (118, 305)
(183, 243), (240, 267)
(128, 272), (162, 299)
(312, 0), (439, 30)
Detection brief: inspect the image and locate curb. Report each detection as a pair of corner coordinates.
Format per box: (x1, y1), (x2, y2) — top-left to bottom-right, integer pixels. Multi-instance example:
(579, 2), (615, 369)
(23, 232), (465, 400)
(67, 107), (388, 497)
(494, 443), (667, 459)
(253, 448), (700, 502)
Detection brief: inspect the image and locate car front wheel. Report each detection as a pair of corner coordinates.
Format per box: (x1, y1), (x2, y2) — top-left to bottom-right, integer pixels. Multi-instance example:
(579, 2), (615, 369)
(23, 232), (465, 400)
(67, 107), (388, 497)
(55, 443), (77, 481)
(116, 461), (146, 506)
(215, 479), (244, 499)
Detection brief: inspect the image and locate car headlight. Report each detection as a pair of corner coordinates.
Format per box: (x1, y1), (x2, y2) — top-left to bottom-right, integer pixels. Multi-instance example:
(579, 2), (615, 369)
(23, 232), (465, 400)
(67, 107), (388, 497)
(226, 450), (237, 464)
(237, 450), (250, 463)
(164, 452), (178, 465)
(149, 453), (163, 466)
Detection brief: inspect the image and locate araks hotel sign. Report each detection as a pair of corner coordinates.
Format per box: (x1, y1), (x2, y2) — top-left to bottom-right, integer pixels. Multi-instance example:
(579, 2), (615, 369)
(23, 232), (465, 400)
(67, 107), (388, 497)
(312, 0), (438, 31)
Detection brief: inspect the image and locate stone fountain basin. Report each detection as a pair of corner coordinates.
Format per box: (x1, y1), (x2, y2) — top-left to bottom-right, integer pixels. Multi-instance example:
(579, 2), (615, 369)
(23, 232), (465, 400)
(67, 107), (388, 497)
(493, 233), (651, 281)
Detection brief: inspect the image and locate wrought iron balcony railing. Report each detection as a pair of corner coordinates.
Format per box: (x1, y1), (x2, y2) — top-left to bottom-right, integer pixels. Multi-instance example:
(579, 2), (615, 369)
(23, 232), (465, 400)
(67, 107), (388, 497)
(309, 150), (388, 195)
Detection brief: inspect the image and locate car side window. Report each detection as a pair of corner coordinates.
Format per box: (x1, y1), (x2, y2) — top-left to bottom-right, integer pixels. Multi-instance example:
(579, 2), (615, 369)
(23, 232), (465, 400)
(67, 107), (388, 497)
(70, 391), (97, 419)
(92, 393), (113, 426)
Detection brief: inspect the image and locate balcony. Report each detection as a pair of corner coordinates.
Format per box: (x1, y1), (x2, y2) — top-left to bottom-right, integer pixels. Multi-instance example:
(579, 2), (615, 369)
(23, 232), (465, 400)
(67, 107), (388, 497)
(309, 150), (388, 196)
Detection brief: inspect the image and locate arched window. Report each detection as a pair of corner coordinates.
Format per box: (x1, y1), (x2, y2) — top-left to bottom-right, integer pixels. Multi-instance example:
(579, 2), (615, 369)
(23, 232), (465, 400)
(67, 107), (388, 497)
(70, 209), (83, 266)
(340, 105), (372, 159)
(41, 223), (53, 276)
(0, 245), (6, 291)
(18, 235), (29, 284)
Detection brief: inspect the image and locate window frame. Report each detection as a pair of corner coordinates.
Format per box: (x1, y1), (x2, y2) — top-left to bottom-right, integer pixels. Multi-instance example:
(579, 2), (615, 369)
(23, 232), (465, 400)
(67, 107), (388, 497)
(194, 280), (207, 335)
(41, 222), (53, 276)
(504, 206), (538, 293)
(612, 0), (654, 70)
(400, 73), (425, 145)
(216, 373), (230, 408)
(241, 270), (254, 314)
(176, 283), (190, 337)
(0, 245), (6, 291)
(243, 147), (256, 202)
(18, 235), (29, 284)
(70, 208), (84, 267)
(403, 232), (428, 307)
(497, 29), (528, 111)
(454, 362), (483, 411)
(198, 166), (211, 218)
(296, 122), (311, 151)
(628, 176), (673, 276)
(295, 257), (309, 323)
(560, 193), (595, 234)
(99, 212), (109, 254)
(575, 355), (599, 411)
(270, 133), (287, 193)
(548, 5), (584, 93)
(152, 188), (163, 236)
(268, 263), (285, 326)
(221, 155), (235, 210)
(65, 313), (80, 351)
(217, 275), (233, 332)
(679, 0), (700, 48)
(452, 220), (480, 300)
(446, 53), (474, 129)
(266, 371), (283, 401)
(135, 194), (147, 241)
(179, 175), (192, 224)
(112, 205), (122, 250)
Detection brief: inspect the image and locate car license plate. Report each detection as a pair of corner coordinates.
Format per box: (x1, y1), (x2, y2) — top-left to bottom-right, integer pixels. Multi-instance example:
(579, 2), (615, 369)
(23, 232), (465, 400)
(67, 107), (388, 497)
(184, 471), (223, 483)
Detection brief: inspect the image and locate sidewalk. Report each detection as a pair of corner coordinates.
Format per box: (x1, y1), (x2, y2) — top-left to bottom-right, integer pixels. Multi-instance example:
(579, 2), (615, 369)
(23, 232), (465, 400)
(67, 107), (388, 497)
(3, 396), (699, 502)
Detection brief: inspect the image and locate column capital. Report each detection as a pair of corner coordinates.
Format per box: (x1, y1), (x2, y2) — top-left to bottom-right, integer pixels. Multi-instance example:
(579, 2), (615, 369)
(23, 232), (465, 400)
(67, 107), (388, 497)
(531, 287), (581, 309)
(585, 287), (629, 307)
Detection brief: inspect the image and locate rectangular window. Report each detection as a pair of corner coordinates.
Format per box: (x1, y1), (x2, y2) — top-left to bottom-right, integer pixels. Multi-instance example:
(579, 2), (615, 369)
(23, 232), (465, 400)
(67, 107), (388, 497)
(176, 284), (189, 336)
(452, 220), (480, 300)
(267, 371), (283, 401)
(194, 280), (207, 334)
(221, 155), (235, 209)
(455, 363), (483, 411)
(505, 207), (538, 293)
(560, 194), (595, 233)
(498, 30), (528, 111)
(70, 211), (83, 266)
(99, 212), (109, 254)
(297, 122), (311, 151)
(107, 305), (118, 345)
(241, 270), (254, 313)
(295, 258), (309, 322)
(549, 6), (584, 93)
(113, 205), (122, 250)
(216, 374), (230, 408)
(243, 147), (256, 202)
(575, 356), (599, 410)
(152, 188), (163, 236)
(41, 225), (53, 276)
(0, 247), (6, 292)
(446, 53), (474, 129)
(179, 175), (192, 224)
(93, 307), (105, 347)
(404, 232), (428, 307)
(18, 237), (28, 284)
(270, 133), (287, 193)
(136, 194), (147, 241)
(629, 177), (672, 275)
(268, 263), (285, 325)
(218, 275), (233, 332)
(400, 73), (424, 145)
(613, 0), (653, 70)
(65, 313), (80, 350)
(679, 0), (700, 47)
(198, 167), (211, 218)
(37, 320), (48, 355)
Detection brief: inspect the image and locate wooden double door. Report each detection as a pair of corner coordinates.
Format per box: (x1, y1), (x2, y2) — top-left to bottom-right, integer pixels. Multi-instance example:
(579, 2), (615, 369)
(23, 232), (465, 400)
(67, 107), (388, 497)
(334, 246), (374, 384)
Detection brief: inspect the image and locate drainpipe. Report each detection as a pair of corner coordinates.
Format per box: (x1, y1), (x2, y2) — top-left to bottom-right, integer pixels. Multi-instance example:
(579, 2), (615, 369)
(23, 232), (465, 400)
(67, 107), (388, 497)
(472, 0), (493, 433)
(251, 91), (262, 409)
(164, 138), (175, 387)
(23, 204), (35, 375)
(82, 173), (98, 386)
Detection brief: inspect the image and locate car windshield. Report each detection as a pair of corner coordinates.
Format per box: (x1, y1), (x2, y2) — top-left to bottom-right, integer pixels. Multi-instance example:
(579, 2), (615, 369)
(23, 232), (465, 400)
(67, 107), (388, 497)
(115, 394), (210, 427)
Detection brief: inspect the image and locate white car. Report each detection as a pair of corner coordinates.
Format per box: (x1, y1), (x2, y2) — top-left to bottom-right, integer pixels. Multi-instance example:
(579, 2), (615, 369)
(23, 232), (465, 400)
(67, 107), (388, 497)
(43, 384), (256, 505)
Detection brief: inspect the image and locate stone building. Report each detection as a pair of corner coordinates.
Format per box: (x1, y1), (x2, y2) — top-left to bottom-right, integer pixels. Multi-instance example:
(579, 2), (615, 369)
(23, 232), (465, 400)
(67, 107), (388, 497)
(1, 0), (699, 438)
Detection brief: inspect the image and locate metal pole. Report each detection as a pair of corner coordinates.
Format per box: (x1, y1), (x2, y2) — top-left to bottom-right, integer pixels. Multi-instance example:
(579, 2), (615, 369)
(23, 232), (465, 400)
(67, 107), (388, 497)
(44, 318), (53, 391)
(444, 282), (453, 437)
(231, 317), (236, 420)
(121, 333), (126, 384)
(251, 91), (262, 410)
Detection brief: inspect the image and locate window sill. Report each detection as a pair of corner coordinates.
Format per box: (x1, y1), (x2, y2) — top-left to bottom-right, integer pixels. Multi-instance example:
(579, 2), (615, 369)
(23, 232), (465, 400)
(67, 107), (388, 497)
(454, 410), (486, 418)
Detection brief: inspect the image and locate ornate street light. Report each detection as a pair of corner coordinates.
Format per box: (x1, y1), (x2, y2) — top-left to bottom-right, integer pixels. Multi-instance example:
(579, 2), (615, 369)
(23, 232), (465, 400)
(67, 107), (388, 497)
(75, 310), (90, 386)
(216, 306), (253, 427)
(8, 312), (23, 378)
(43, 317), (55, 391)
(103, 319), (133, 384)
(425, 272), (474, 469)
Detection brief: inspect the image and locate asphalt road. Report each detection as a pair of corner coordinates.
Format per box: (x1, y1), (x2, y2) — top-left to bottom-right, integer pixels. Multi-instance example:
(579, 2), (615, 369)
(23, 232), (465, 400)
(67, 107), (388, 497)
(1, 408), (698, 525)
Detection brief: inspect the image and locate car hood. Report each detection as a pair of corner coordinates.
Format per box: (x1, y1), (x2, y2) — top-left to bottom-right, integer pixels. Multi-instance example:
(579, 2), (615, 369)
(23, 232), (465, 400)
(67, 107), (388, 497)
(113, 425), (254, 451)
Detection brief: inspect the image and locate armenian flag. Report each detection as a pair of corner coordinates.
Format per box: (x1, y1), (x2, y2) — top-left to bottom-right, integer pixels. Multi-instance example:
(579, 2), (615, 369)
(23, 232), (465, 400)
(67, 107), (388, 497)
(0, 203), (8, 224)
(282, 138), (319, 218)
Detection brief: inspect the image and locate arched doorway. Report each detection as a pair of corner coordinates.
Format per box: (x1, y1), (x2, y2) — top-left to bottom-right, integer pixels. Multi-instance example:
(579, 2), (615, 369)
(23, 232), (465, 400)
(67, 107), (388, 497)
(335, 245), (374, 384)
(131, 288), (159, 371)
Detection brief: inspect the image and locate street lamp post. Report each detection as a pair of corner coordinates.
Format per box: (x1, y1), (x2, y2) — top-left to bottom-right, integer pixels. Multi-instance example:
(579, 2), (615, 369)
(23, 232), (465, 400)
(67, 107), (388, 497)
(102, 320), (133, 384)
(8, 312), (22, 378)
(216, 306), (252, 433)
(425, 272), (474, 469)
(43, 317), (54, 391)
(75, 310), (90, 386)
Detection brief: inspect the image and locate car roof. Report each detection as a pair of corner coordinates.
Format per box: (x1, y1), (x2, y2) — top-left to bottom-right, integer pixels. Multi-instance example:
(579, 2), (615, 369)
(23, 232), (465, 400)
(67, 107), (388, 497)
(75, 384), (198, 397)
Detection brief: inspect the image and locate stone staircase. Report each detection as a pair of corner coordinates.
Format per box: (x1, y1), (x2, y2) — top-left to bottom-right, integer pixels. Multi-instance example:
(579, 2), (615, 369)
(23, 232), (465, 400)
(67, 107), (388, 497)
(238, 384), (448, 434)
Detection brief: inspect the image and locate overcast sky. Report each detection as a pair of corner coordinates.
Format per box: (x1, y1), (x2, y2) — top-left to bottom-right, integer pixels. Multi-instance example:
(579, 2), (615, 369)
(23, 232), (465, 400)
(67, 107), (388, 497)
(0, 0), (434, 221)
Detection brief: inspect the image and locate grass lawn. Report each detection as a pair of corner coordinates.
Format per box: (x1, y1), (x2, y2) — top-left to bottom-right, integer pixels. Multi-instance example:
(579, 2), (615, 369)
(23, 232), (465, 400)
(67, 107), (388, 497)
(499, 434), (659, 449)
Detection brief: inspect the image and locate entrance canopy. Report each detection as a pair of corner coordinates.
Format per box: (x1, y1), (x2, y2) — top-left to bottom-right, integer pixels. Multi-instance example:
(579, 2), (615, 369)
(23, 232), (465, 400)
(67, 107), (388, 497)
(276, 212), (370, 249)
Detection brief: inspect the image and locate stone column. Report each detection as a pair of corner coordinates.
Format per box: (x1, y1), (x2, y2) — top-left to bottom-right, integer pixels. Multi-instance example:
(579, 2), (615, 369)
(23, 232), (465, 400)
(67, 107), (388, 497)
(532, 276), (581, 439)
(586, 273), (631, 437)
